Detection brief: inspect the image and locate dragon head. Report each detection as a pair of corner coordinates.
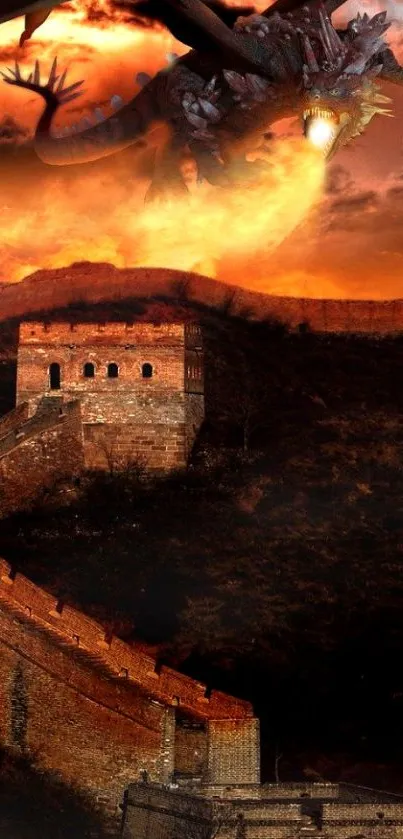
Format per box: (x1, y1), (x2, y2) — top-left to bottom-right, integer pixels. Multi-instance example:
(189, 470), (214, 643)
(300, 7), (393, 159)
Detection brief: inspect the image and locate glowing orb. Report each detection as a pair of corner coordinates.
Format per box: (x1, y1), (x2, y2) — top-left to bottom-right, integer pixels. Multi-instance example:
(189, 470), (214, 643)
(306, 118), (335, 149)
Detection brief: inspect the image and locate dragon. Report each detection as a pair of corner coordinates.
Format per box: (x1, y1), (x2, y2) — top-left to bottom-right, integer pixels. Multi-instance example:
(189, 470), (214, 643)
(1, 0), (402, 197)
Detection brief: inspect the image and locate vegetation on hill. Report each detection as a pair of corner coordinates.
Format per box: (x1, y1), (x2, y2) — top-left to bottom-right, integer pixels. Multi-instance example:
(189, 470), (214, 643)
(1, 296), (403, 788)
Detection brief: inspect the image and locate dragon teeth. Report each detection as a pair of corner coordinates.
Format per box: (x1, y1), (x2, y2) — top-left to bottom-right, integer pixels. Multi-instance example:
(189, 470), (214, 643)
(303, 107), (334, 119)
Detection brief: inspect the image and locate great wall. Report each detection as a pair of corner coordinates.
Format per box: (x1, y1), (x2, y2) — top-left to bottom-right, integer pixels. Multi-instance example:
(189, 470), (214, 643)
(3, 264), (403, 333)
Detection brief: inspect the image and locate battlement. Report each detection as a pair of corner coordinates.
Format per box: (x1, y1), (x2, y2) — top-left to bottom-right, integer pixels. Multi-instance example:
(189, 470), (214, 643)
(19, 322), (188, 347)
(0, 558), (252, 721)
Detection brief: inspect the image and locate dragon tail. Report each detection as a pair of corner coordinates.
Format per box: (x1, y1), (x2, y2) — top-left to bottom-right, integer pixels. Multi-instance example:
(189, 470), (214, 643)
(2, 58), (167, 165)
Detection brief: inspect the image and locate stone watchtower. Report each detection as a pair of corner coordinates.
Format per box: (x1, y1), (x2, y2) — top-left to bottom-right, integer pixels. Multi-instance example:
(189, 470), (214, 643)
(16, 321), (204, 471)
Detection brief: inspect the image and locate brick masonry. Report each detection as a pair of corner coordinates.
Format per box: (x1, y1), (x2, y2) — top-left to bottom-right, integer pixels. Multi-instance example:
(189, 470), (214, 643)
(206, 719), (261, 786)
(0, 558), (259, 818)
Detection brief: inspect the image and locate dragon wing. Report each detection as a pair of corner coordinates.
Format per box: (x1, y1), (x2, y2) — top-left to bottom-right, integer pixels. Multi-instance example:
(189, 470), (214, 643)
(0, 0), (61, 26)
(127, 0), (255, 48)
(0, 0), (64, 44)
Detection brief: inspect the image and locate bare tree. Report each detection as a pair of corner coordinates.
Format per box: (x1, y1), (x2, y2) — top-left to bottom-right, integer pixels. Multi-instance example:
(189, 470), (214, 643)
(274, 743), (283, 784)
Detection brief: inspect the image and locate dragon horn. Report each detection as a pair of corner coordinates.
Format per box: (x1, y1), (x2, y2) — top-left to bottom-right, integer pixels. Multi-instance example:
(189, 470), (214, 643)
(318, 6), (335, 59)
(327, 15), (345, 56)
(302, 34), (319, 72)
(371, 10), (388, 24)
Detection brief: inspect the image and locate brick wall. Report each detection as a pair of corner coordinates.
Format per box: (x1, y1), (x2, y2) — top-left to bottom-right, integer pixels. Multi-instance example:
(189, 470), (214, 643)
(206, 719), (261, 785)
(0, 401), (84, 517)
(83, 420), (186, 471)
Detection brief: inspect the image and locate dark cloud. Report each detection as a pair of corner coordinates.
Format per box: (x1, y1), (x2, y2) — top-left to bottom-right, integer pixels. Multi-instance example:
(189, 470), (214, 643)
(0, 115), (29, 144)
(324, 164), (354, 196)
(330, 190), (379, 215)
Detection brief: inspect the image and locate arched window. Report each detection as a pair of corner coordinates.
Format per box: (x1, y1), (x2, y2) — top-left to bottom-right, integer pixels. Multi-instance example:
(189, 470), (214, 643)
(142, 363), (153, 379)
(107, 363), (119, 379)
(83, 362), (95, 378)
(49, 362), (61, 390)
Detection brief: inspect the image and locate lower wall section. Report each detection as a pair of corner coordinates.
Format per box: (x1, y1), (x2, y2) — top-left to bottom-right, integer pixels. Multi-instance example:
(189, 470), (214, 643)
(122, 783), (213, 839)
(0, 601), (166, 813)
(122, 783), (403, 839)
(83, 422), (187, 471)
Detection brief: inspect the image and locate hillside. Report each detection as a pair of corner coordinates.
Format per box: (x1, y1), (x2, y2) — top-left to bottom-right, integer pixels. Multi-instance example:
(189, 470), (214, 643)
(1, 292), (403, 789)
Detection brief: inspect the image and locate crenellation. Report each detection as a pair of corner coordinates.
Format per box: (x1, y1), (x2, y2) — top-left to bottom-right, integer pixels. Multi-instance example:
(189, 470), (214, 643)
(19, 322), (186, 346)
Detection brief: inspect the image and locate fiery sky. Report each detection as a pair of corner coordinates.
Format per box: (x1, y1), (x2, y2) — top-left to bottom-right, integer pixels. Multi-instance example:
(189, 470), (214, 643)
(1, 0), (403, 298)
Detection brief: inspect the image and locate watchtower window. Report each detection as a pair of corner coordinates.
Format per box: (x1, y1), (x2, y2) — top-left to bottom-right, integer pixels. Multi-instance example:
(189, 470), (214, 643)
(107, 363), (119, 379)
(142, 363), (153, 379)
(49, 362), (61, 390)
(83, 362), (95, 378)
